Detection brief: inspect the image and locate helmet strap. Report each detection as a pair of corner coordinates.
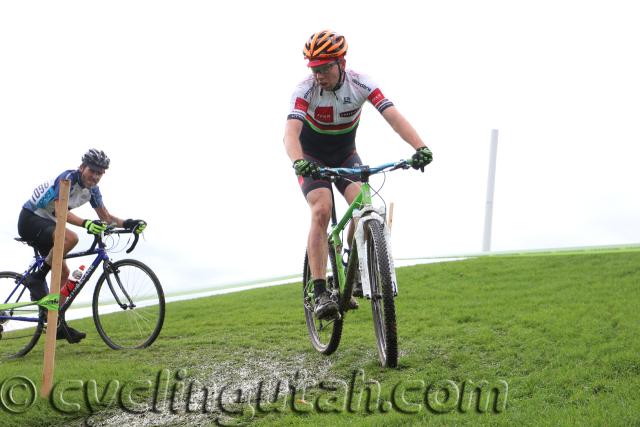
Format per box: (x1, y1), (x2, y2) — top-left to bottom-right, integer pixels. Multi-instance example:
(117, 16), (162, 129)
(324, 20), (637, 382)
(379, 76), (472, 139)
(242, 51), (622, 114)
(331, 60), (345, 92)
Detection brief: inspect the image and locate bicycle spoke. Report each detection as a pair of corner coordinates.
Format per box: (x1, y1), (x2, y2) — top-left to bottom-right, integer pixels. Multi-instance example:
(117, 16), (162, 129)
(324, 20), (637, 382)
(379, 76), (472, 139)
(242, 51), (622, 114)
(92, 260), (164, 350)
(0, 272), (44, 360)
(302, 245), (344, 355)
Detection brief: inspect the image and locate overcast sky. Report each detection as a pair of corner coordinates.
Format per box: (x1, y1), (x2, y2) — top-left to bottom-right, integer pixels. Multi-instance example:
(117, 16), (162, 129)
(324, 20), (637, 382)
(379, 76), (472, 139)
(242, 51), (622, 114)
(1, 1), (639, 294)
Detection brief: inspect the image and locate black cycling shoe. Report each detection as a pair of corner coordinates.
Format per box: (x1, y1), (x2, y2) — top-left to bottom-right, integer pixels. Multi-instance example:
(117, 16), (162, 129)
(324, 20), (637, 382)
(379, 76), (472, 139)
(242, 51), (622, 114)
(56, 322), (86, 344)
(24, 276), (48, 301)
(347, 296), (359, 310)
(352, 267), (364, 297)
(314, 292), (339, 320)
(352, 281), (363, 298)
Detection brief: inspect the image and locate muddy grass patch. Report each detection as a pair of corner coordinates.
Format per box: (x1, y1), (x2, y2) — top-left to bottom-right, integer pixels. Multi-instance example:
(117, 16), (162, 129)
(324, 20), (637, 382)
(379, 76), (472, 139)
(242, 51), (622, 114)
(85, 352), (337, 426)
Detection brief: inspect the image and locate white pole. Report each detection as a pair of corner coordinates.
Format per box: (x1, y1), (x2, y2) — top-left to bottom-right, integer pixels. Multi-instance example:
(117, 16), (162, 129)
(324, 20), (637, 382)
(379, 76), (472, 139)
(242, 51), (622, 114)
(483, 129), (499, 252)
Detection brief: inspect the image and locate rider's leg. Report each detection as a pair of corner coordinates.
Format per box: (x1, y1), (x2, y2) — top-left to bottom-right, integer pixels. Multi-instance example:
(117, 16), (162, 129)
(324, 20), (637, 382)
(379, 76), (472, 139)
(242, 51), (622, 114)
(306, 187), (333, 293)
(17, 208), (53, 297)
(45, 228), (78, 277)
(44, 227), (85, 342)
(57, 229), (81, 305)
(306, 187), (341, 319)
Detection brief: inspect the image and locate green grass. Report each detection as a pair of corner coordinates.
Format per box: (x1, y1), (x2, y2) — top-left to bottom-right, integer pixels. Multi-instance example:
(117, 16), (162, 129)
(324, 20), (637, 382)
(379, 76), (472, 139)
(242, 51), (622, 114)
(1, 251), (639, 426)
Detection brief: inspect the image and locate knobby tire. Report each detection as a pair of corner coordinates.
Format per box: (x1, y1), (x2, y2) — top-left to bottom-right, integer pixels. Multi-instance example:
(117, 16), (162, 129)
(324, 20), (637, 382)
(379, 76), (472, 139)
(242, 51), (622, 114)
(303, 242), (344, 355)
(364, 220), (398, 367)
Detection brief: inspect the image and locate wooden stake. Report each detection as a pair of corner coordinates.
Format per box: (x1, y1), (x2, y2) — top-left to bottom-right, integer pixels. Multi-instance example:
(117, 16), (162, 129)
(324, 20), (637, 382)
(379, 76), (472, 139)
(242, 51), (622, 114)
(40, 179), (70, 398)
(387, 202), (395, 231)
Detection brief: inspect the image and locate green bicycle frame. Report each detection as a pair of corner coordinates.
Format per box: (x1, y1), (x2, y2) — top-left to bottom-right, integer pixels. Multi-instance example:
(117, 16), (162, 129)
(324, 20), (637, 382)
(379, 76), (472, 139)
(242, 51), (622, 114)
(327, 181), (374, 293)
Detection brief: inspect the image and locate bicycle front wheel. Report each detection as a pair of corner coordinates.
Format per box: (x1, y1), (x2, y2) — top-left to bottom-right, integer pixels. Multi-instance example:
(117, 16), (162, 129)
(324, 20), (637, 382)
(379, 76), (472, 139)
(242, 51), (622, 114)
(0, 271), (44, 360)
(92, 259), (165, 350)
(303, 243), (343, 355)
(364, 220), (398, 367)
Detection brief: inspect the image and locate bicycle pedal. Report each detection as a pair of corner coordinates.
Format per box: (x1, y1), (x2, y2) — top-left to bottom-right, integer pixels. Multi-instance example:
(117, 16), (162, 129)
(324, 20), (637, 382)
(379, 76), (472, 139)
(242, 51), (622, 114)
(317, 312), (340, 322)
(326, 311), (341, 321)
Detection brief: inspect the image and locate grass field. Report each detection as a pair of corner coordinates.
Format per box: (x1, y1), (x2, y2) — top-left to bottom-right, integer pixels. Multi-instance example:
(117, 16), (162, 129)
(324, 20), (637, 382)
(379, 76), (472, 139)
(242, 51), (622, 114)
(1, 250), (639, 426)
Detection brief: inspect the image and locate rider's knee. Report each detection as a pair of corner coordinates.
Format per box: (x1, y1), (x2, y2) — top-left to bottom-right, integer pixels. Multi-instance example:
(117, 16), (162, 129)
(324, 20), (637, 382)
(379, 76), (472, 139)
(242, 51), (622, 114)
(64, 230), (79, 247)
(311, 203), (331, 225)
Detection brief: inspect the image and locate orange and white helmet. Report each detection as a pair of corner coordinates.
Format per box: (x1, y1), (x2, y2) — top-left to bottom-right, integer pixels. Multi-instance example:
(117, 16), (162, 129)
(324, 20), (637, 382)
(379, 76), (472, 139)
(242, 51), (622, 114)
(303, 30), (348, 67)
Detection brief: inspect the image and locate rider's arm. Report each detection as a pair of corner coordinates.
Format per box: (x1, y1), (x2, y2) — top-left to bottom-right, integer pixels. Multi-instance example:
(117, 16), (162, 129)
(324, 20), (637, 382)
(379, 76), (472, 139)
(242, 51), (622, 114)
(381, 106), (427, 150)
(284, 118), (305, 162)
(94, 206), (124, 227)
(56, 199), (84, 227)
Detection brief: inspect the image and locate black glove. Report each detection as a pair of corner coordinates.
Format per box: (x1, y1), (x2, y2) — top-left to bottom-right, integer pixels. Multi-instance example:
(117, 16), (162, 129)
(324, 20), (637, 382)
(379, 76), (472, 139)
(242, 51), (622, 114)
(411, 146), (433, 172)
(123, 219), (147, 234)
(293, 159), (321, 178)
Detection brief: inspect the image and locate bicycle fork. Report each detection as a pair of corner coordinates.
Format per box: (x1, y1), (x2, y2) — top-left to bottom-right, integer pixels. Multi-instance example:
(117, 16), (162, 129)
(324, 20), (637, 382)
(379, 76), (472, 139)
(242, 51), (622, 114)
(352, 206), (399, 299)
(103, 262), (136, 310)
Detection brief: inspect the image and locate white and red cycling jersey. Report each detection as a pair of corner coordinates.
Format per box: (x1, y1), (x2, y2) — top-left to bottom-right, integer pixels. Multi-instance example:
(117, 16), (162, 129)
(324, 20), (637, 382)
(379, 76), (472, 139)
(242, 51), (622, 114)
(288, 69), (393, 163)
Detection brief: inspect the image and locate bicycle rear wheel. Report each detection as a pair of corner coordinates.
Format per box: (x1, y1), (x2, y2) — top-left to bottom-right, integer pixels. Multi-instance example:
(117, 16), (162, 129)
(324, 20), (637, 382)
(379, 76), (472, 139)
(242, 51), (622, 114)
(0, 271), (44, 360)
(303, 243), (343, 355)
(363, 220), (398, 367)
(92, 259), (165, 350)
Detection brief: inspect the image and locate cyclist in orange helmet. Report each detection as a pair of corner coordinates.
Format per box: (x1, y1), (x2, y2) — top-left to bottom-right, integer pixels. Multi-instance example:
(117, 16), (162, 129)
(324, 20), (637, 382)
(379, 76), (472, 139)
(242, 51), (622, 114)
(284, 30), (433, 319)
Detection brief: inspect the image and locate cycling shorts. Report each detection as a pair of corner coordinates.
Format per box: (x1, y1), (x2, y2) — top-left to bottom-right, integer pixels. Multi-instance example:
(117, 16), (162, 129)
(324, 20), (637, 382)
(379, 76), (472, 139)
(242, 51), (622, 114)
(17, 208), (56, 256)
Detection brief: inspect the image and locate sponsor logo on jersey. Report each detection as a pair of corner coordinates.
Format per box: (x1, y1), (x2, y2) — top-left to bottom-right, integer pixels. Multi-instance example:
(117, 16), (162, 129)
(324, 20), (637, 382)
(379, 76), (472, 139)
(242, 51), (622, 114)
(339, 108), (359, 118)
(314, 106), (334, 123)
(353, 79), (371, 91)
(343, 96), (352, 104)
(368, 88), (386, 107)
(304, 86), (314, 99)
(295, 97), (309, 112)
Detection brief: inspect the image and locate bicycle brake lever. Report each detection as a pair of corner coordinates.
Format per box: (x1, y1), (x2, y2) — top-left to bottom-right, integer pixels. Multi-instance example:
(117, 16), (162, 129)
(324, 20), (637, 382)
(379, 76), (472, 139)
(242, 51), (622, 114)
(126, 232), (140, 254)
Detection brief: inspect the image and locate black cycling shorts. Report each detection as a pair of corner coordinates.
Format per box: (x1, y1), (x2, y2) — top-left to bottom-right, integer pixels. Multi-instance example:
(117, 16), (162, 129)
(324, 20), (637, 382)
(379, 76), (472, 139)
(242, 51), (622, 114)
(17, 208), (56, 256)
(298, 151), (363, 198)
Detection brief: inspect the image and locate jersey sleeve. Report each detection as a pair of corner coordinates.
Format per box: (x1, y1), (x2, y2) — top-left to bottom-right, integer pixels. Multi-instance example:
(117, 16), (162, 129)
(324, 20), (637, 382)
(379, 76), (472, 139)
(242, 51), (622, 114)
(89, 187), (104, 208)
(351, 72), (394, 114)
(287, 77), (314, 122)
(33, 170), (72, 209)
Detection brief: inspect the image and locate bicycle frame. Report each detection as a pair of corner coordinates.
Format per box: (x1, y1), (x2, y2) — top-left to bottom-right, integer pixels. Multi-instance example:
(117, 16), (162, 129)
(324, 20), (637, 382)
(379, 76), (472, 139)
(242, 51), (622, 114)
(1, 256), (47, 323)
(59, 244), (111, 315)
(2, 229), (138, 324)
(326, 182), (369, 297)
(324, 162), (403, 302)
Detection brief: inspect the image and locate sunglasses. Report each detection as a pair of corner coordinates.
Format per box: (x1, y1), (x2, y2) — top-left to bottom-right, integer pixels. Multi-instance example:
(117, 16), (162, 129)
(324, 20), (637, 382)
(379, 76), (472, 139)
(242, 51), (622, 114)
(87, 166), (105, 176)
(311, 62), (337, 74)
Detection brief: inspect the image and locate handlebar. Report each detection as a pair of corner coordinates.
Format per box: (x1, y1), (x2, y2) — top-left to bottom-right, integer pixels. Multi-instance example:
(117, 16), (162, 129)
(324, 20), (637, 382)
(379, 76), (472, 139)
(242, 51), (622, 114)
(87, 224), (141, 254)
(316, 158), (413, 181)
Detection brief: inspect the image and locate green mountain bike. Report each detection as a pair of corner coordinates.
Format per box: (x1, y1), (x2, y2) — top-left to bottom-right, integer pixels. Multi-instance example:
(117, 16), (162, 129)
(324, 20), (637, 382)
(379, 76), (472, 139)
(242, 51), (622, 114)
(303, 158), (415, 368)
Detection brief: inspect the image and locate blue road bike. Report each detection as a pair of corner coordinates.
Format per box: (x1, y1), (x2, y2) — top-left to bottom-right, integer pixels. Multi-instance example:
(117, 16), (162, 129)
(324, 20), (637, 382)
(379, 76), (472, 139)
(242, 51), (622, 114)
(0, 225), (164, 360)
